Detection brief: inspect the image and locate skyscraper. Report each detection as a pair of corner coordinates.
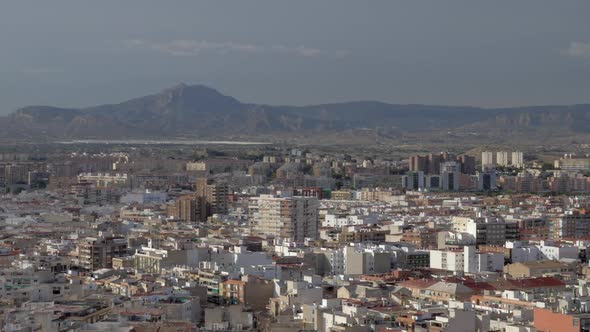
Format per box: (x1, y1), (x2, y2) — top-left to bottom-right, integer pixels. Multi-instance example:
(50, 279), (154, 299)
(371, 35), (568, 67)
(409, 155), (429, 173)
(496, 151), (509, 167)
(481, 151), (494, 169)
(440, 162), (460, 191)
(511, 151), (524, 168)
(457, 154), (476, 174)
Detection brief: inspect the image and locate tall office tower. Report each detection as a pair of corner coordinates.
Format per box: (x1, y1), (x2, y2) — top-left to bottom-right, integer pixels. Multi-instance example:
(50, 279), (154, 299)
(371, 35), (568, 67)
(481, 151), (494, 169)
(440, 161), (460, 191)
(496, 151), (509, 167)
(457, 155), (476, 174)
(168, 195), (208, 222)
(402, 171), (425, 190)
(511, 151), (524, 168)
(409, 155), (429, 173)
(196, 178), (229, 215)
(477, 166), (497, 191)
(428, 153), (442, 175)
(250, 195), (319, 242)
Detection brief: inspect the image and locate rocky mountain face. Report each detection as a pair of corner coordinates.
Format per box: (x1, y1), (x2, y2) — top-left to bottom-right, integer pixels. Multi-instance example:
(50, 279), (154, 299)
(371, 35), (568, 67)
(1, 83), (589, 141)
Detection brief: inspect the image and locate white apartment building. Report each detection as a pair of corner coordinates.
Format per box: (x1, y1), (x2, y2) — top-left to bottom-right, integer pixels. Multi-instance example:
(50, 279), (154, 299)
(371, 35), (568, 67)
(430, 246), (503, 273)
(496, 151), (509, 167)
(507, 241), (579, 263)
(511, 151), (524, 168)
(481, 151), (494, 168)
(322, 214), (378, 228)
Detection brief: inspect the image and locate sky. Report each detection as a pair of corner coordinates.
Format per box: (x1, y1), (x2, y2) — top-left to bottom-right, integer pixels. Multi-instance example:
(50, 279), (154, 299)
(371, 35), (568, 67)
(0, 0), (589, 113)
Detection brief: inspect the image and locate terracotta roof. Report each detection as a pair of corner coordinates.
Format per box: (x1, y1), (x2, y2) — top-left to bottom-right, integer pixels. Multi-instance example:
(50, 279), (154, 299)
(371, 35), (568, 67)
(509, 277), (565, 289)
(398, 279), (437, 289)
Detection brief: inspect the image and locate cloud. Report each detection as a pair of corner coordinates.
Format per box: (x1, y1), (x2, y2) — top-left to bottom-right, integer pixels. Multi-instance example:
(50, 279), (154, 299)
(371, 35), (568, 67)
(126, 39), (347, 57)
(562, 41), (590, 58)
(126, 39), (261, 56)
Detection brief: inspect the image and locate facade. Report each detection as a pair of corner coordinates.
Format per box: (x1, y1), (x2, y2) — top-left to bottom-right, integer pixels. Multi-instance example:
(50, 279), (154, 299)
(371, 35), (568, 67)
(402, 171), (425, 191)
(75, 236), (128, 270)
(552, 210), (590, 240)
(168, 195), (208, 222)
(250, 195), (320, 242)
(77, 173), (129, 188)
(440, 162), (460, 191)
(196, 178), (229, 215)
(452, 216), (519, 246)
(511, 151), (524, 168)
(220, 275), (274, 310)
(429, 246), (503, 273)
(496, 151), (509, 167)
(504, 261), (574, 278)
(481, 151), (494, 168)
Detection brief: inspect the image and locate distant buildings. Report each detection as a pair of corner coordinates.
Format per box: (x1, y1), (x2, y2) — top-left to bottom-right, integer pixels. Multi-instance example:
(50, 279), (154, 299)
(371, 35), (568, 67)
(556, 154), (590, 172)
(481, 151), (524, 169)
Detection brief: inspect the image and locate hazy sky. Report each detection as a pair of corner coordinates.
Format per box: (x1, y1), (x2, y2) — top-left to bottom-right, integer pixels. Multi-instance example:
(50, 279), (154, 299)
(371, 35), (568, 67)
(0, 1), (589, 113)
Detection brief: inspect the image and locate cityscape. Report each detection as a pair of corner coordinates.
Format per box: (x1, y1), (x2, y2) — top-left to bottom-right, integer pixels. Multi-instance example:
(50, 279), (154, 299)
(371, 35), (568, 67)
(1, 144), (590, 331)
(2, 1), (590, 332)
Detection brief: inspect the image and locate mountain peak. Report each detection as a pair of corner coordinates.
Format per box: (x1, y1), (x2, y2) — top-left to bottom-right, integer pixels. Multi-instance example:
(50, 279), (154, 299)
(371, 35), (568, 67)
(161, 83), (232, 102)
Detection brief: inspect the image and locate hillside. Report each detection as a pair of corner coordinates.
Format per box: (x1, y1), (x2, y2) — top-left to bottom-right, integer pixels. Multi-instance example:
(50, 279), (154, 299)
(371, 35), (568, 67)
(1, 83), (589, 144)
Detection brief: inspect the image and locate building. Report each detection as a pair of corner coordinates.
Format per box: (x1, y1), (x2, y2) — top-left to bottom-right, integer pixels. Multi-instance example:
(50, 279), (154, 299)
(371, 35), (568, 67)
(343, 246), (392, 275)
(504, 260), (574, 278)
(481, 151), (494, 169)
(331, 190), (353, 200)
(534, 307), (590, 332)
(452, 216), (519, 246)
(429, 246), (503, 273)
(167, 195), (208, 222)
(402, 171), (425, 191)
(409, 155), (429, 174)
(77, 172), (129, 188)
(557, 156), (590, 172)
(518, 218), (550, 242)
(440, 162), (460, 191)
(75, 235), (128, 270)
(552, 210), (590, 240)
(220, 275), (274, 310)
(408, 152), (456, 175)
(477, 167), (497, 191)
(457, 154), (476, 174)
(496, 151), (509, 167)
(511, 151), (524, 168)
(250, 195), (320, 242)
(196, 178), (229, 215)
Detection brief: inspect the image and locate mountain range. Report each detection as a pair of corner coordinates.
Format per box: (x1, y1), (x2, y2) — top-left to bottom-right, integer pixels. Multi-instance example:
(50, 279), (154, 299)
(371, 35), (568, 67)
(2, 83), (589, 144)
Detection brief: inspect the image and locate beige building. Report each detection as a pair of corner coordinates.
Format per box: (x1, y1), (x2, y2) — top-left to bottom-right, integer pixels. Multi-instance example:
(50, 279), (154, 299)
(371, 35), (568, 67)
(167, 194), (207, 222)
(331, 190), (353, 200)
(250, 195), (319, 242)
(196, 178), (229, 215)
(220, 275), (274, 310)
(504, 261), (574, 278)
